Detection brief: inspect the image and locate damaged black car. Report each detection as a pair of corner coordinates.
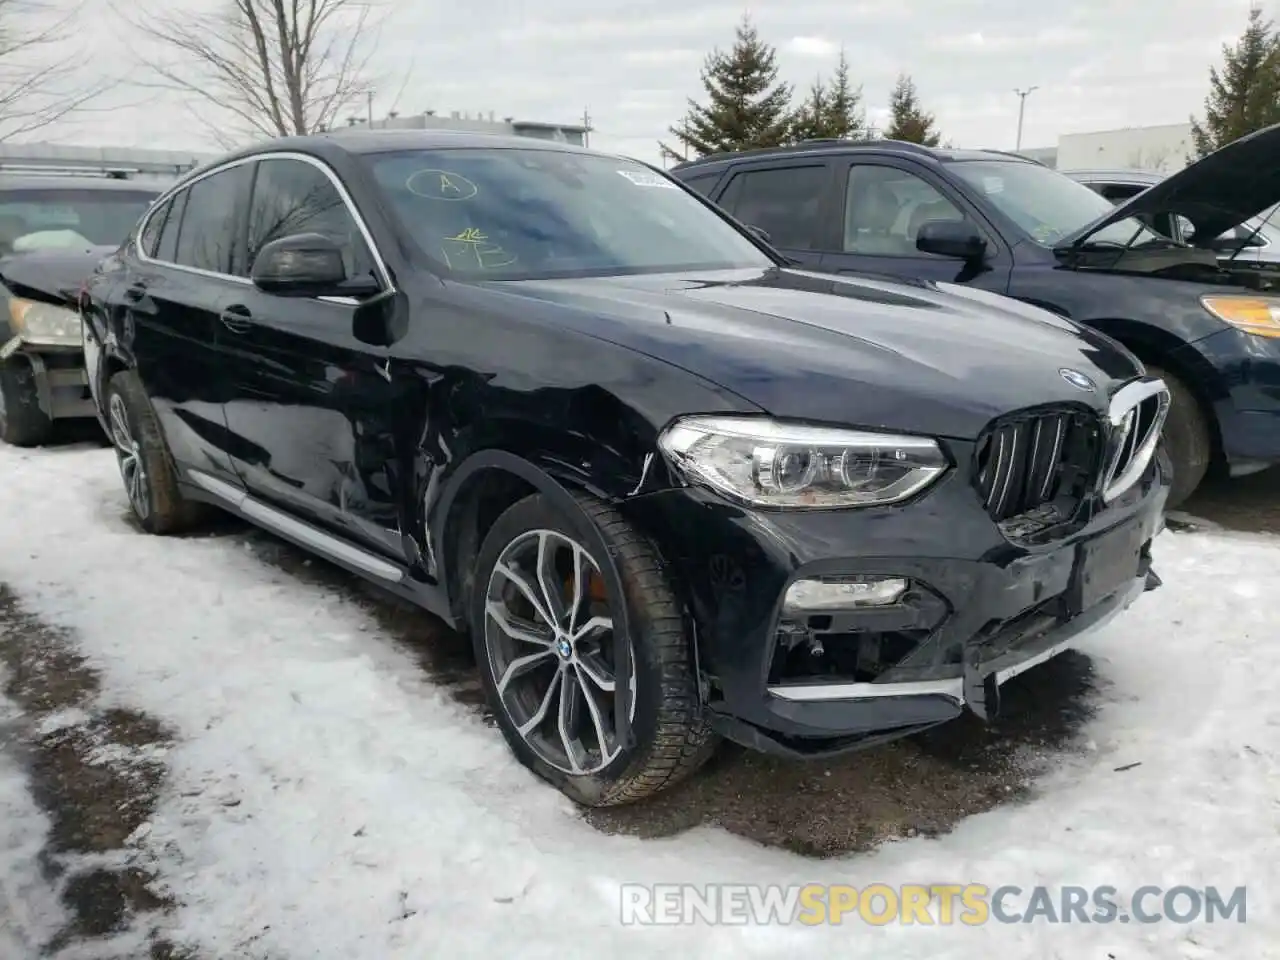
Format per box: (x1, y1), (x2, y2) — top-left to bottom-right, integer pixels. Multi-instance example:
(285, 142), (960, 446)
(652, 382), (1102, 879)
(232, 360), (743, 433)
(0, 173), (162, 446)
(81, 132), (1168, 806)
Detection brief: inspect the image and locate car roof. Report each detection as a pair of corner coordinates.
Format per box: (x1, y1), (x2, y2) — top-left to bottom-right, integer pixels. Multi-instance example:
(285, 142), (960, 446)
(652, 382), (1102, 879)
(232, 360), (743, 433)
(0, 175), (165, 193)
(180, 129), (612, 182)
(670, 139), (1042, 174)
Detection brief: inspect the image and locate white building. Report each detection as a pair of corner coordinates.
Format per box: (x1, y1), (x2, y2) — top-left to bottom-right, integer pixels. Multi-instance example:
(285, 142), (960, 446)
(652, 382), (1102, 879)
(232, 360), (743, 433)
(1019, 122), (1197, 174)
(1056, 122), (1195, 173)
(342, 110), (591, 147)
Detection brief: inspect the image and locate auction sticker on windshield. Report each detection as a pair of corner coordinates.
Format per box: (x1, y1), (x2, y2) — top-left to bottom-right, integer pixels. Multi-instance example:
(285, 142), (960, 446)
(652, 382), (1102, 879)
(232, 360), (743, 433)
(617, 169), (676, 188)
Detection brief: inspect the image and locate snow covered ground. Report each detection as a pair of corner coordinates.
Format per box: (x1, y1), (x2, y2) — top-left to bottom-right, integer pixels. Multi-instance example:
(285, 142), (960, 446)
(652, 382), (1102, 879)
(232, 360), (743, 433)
(0, 673), (69, 958)
(1, 441), (1278, 958)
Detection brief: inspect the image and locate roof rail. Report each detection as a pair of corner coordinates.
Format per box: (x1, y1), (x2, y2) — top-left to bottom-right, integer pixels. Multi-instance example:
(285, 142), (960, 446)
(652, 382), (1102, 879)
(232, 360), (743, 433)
(977, 149), (1045, 166)
(673, 136), (941, 169)
(0, 157), (202, 179)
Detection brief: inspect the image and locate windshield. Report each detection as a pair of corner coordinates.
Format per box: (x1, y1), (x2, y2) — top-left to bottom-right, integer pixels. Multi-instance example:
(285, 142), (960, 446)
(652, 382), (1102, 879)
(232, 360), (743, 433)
(949, 160), (1171, 248)
(362, 148), (772, 280)
(0, 188), (158, 253)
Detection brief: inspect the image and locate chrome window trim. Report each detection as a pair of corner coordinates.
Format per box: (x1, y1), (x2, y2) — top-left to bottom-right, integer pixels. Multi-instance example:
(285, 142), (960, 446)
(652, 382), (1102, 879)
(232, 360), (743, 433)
(133, 150), (395, 297)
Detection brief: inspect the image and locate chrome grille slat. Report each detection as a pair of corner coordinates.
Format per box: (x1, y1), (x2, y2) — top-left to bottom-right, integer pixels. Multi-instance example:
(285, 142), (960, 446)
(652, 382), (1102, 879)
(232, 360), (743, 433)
(974, 408), (1096, 526)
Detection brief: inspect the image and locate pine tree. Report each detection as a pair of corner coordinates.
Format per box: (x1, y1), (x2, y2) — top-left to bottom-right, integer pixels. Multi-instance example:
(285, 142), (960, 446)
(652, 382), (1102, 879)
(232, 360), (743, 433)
(822, 47), (867, 139)
(660, 15), (793, 159)
(788, 78), (830, 142)
(883, 73), (941, 146)
(1189, 6), (1280, 158)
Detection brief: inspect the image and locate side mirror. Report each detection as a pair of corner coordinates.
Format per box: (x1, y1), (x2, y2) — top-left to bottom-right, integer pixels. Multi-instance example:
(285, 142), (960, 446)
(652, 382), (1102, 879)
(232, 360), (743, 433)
(916, 220), (987, 262)
(745, 224), (772, 245)
(250, 233), (350, 297)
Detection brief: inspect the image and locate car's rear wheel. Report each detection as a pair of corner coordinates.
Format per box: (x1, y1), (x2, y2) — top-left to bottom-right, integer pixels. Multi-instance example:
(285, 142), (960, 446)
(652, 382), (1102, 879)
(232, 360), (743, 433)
(470, 490), (716, 806)
(0, 356), (52, 447)
(1146, 364), (1211, 509)
(105, 369), (208, 535)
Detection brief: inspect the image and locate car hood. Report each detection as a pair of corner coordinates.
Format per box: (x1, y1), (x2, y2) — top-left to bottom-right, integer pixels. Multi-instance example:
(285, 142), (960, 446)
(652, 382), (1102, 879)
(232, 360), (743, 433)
(482, 267), (1140, 440)
(0, 243), (116, 305)
(1057, 122), (1280, 250)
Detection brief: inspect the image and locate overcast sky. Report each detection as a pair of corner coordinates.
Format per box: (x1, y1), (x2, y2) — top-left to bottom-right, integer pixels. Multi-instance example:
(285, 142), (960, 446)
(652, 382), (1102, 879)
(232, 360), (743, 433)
(34, 0), (1280, 164)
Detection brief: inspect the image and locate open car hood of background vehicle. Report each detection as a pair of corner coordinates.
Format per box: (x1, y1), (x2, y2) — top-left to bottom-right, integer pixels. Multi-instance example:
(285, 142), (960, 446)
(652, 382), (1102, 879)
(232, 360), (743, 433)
(0, 244), (116, 305)
(1055, 121), (1280, 251)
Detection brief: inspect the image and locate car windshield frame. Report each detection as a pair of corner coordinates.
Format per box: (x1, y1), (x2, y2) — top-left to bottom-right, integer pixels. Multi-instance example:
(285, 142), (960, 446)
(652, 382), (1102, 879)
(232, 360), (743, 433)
(359, 146), (778, 281)
(0, 187), (160, 251)
(947, 159), (1174, 249)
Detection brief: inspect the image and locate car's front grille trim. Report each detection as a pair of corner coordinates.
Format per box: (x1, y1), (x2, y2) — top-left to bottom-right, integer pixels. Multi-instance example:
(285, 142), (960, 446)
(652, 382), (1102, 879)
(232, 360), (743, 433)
(1100, 377), (1171, 503)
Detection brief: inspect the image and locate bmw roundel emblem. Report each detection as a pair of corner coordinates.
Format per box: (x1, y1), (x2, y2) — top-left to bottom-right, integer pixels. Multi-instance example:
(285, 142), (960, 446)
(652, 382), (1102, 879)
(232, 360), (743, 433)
(1059, 368), (1096, 392)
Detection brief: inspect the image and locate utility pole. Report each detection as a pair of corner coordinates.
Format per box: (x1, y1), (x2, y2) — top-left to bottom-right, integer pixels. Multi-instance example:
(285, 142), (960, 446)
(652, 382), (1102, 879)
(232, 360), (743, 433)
(1013, 86), (1038, 151)
(582, 106), (592, 148)
(367, 90), (375, 128)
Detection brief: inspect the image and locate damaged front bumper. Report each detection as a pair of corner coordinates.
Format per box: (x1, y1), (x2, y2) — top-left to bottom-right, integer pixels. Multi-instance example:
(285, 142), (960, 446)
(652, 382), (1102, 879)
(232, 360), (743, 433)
(623, 440), (1169, 762)
(1, 336), (94, 421)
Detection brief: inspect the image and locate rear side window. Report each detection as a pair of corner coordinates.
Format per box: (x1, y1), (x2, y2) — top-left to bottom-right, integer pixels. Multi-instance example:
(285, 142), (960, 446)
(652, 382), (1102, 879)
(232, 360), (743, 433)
(680, 171), (723, 198)
(174, 165), (251, 275)
(138, 198), (170, 257)
(155, 191), (187, 263)
(717, 165), (828, 249)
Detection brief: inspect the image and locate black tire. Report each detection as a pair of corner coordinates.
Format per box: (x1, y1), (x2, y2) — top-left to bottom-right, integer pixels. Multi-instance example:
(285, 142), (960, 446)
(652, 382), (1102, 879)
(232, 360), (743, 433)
(105, 369), (208, 535)
(0, 356), (52, 447)
(1146, 364), (1211, 509)
(470, 490), (717, 807)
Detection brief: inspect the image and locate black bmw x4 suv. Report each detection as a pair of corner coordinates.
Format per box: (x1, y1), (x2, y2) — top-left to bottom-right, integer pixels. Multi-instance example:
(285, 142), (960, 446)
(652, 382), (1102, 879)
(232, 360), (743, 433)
(80, 131), (1168, 806)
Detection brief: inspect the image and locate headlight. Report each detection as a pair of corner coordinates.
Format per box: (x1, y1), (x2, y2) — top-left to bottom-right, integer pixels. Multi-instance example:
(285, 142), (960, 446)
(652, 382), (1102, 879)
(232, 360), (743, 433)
(9, 297), (81, 347)
(1200, 295), (1280, 339)
(657, 415), (949, 508)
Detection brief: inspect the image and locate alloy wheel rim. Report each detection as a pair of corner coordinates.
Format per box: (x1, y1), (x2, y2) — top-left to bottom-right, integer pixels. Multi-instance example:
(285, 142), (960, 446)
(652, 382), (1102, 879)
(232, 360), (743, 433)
(483, 528), (636, 775)
(108, 393), (150, 520)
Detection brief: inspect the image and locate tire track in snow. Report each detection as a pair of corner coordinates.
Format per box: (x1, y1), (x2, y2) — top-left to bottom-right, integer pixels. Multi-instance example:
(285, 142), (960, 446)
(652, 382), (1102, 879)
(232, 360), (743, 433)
(0, 584), (198, 959)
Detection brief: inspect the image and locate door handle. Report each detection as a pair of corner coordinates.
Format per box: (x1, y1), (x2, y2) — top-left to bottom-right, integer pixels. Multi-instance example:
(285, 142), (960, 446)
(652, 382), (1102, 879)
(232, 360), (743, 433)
(123, 282), (146, 303)
(219, 305), (252, 334)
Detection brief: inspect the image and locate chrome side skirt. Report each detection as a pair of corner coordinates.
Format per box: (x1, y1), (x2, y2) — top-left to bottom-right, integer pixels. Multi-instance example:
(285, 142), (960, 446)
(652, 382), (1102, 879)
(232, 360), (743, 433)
(186, 469), (405, 584)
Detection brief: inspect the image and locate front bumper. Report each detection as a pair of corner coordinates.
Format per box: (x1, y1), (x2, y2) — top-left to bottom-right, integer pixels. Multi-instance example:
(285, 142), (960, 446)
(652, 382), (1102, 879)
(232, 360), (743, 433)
(0, 337), (93, 420)
(1182, 327), (1280, 468)
(624, 441), (1168, 759)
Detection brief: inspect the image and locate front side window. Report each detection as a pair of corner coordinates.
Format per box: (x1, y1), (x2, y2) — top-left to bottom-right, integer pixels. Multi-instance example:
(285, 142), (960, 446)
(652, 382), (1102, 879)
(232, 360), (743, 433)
(842, 165), (967, 256)
(717, 165), (827, 250)
(173, 165), (251, 274)
(949, 160), (1170, 248)
(0, 188), (158, 254)
(246, 158), (376, 284)
(362, 147), (773, 280)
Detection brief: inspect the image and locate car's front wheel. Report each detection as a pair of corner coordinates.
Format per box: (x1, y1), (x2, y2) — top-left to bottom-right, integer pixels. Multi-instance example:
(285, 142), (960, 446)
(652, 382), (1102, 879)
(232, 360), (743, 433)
(471, 490), (716, 806)
(1146, 364), (1211, 509)
(105, 369), (208, 535)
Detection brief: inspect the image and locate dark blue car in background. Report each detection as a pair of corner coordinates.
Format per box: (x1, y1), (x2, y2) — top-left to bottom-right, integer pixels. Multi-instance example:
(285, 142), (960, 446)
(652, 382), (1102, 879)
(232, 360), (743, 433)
(672, 123), (1280, 507)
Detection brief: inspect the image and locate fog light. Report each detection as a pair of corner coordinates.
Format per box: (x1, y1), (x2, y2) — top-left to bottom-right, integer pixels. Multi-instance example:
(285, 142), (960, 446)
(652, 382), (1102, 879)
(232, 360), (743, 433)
(782, 576), (908, 611)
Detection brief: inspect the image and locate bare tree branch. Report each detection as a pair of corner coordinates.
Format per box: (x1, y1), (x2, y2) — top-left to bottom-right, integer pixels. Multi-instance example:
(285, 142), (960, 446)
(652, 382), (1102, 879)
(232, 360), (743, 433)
(0, 0), (121, 140)
(114, 0), (407, 147)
